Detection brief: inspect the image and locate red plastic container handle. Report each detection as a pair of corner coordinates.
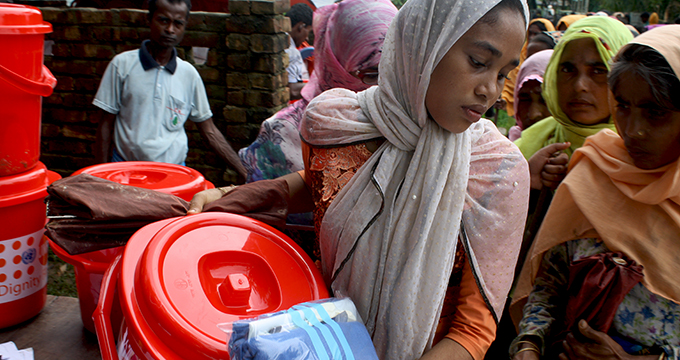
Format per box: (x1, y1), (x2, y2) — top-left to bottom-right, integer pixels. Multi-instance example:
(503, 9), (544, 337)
(93, 253), (123, 360)
(0, 63), (56, 97)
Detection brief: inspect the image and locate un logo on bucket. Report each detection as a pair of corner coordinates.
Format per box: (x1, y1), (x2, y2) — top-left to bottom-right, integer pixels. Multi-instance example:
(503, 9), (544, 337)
(22, 248), (36, 265)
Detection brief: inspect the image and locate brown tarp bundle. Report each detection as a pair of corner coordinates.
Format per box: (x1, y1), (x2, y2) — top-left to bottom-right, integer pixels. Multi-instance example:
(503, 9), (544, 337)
(45, 174), (290, 255)
(45, 174), (190, 255)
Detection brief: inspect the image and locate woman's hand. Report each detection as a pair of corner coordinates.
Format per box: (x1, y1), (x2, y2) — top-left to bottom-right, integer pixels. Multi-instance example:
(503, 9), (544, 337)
(512, 340), (541, 360)
(513, 349), (540, 360)
(527, 142), (570, 190)
(187, 186), (235, 214)
(559, 320), (657, 360)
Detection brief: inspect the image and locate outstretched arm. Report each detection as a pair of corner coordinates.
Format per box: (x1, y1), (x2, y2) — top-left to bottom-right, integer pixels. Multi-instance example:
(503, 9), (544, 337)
(187, 171), (314, 215)
(95, 112), (116, 164)
(195, 118), (247, 182)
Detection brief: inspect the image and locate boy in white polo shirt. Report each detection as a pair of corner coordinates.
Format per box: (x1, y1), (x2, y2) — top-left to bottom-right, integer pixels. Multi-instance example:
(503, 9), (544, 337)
(94, 0), (246, 180)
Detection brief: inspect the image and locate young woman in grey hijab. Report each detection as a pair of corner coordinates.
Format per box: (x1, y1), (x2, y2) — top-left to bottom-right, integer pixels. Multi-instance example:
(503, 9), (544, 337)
(190, 0), (530, 358)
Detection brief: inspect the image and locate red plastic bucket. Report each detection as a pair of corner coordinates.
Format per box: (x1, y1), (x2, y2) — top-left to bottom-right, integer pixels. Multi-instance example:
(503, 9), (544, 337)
(94, 213), (329, 360)
(0, 4), (56, 176)
(72, 161), (215, 202)
(0, 162), (60, 328)
(50, 162), (215, 333)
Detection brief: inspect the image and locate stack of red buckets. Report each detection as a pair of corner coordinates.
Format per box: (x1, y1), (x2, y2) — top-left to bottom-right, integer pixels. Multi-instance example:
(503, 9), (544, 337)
(0, 4), (59, 328)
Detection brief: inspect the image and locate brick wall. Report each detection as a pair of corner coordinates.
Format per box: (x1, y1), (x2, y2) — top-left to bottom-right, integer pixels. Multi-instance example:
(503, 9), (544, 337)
(38, 0), (290, 186)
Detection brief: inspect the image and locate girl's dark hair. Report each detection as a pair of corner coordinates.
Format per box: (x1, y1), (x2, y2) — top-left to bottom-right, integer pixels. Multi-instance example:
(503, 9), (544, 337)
(609, 44), (680, 111)
(480, 0), (526, 26)
(531, 21), (548, 31)
(530, 32), (555, 49)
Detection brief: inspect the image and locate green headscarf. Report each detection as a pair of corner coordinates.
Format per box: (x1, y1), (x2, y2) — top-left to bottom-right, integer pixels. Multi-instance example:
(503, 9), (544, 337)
(514, 16), (633, 159)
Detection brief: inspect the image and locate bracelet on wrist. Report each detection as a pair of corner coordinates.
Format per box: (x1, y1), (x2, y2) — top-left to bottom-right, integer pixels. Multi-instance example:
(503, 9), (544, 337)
(516, 347), (539, 355)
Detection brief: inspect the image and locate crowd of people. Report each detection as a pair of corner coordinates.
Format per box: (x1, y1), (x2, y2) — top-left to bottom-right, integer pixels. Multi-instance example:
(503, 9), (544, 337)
(91, 0), (680, 358)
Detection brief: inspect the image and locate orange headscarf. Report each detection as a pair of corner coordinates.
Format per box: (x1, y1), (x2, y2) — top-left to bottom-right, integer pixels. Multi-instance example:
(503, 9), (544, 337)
(556, 14), (587, 29)
(501, 18), (555, 117)
(511, 129), (680, 324)
(649, 12), (659, 25)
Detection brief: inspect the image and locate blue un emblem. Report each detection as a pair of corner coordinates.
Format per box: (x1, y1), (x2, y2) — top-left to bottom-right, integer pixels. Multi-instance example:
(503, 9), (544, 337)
(22, 248), (36, 264)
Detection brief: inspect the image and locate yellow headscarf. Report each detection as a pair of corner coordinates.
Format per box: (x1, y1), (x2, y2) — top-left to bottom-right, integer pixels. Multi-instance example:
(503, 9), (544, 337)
(514, 16), (633, 159)
(502, 18), (555, 117)
(556, 14), (586, 29)
(649, 12), (659, 25)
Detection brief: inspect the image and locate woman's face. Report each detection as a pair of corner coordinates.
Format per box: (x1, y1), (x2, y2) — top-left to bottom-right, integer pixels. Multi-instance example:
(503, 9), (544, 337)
(425, 8), (525, 134)
(526, 39), (551, 58)
(527, 23), (543, 43)
(516, 80), (550, 129)
(613, 71), (680, 169)
(556, 38), (611, 125)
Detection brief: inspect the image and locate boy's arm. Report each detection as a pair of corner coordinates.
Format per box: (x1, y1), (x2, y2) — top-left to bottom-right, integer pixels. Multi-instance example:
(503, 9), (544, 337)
(195, 118), (247, 182)
(95, 112), (116, 164)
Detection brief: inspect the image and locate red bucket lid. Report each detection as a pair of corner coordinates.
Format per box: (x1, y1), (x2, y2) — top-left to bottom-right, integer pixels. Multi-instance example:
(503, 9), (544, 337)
(72, 162), (213, 202)
(0, 4), (52, 34)
(0, 162), (50, 207)
(119, 213), (328, 360)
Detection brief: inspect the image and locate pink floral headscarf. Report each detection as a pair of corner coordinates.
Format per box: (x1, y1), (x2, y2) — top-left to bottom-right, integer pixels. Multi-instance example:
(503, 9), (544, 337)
(239, 0), (397, 183)
(300, 0), (398, 101)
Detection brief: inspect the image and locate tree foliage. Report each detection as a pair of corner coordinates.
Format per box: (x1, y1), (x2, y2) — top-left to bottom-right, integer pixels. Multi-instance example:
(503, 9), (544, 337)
(589, 0), (672, 13)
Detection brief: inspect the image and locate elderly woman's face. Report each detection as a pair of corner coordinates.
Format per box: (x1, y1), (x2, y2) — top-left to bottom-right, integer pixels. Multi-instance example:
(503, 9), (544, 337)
(556, 38), (611, 125)
(516, 80), (550, 129)
(425, 7), (525, 134)
(613, 71), (680, 169)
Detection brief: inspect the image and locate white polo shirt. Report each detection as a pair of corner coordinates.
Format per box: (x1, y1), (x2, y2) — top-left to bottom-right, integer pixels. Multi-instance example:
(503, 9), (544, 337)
(93, 41), (212, 164)
(285, 35), (309, 83)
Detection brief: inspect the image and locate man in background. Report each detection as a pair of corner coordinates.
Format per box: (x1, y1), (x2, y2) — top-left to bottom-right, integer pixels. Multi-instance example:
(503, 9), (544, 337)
(94, 0), (246, 180)
(284, 3), (313, 100)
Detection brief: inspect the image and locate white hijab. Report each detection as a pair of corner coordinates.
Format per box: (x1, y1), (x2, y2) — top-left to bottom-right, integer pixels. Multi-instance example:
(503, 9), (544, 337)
(301, 0), (530, 358)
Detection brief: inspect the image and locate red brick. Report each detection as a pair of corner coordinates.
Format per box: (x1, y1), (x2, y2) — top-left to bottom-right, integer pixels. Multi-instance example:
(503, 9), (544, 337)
(44, 93), (64, 106)
(226, 14), (265, 34)
(74, 78), (102, 92)
(223, 105), (247, 123)
(227, 53), (250, 71)
(247, 106), (278, 122)
(260, 15), (290, 34)
(117, 9), (148, 25)
(71, 44), (117, 59)
(227, 90), (246, 106)
(116, 44), (140, 54)
(206, 49), (221, 67)
(249, 72), (284, 90)
(226, 33), (250, 51)
(59, 125), (97, 141)
(51, 44), (72, 58)
(252, 53), (285, 73)
(180, 31), (220, 48)
(198, 67), (221, 82)
(55, 77), (75, 91)
(41, 123), (60, 138)
(228, 0), (251, 15)
(48, 59), (97, 76)
(76, 9), (112, 24)
(39, 154), (95, 173)
(206, 84), (226, 99)
(251, 0), (289, 15)
(45, 109), (88, 123)
(250, 33), (287, 53)
(226, 72), (249, 89)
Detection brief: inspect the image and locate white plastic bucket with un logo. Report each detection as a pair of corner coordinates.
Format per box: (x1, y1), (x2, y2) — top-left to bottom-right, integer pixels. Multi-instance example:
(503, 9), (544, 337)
(0, 162), (60, 328)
